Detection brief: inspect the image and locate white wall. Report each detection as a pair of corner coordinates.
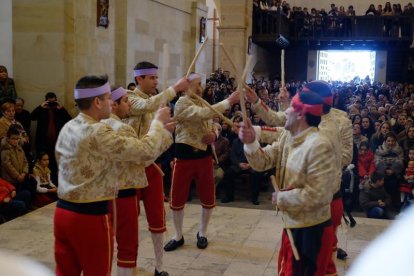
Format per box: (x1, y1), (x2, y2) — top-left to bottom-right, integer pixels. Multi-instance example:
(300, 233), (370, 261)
(0, 0), (13, 76)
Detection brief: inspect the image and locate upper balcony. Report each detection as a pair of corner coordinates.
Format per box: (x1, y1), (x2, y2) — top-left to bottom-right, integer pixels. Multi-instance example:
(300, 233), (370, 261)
(252, 11), (414, 50)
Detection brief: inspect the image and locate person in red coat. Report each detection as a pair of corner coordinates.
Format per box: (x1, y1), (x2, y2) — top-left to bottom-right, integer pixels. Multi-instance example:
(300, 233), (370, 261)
(358, 141), (376, 181)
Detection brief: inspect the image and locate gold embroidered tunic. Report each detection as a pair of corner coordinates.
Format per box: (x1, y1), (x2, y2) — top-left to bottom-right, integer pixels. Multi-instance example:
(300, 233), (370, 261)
(55, 113), (172, 203)
(102, 114), (172, 190)
(244, 127), (335, 228)
(124, 87), (176, 139)
(174, 95), (230, 151)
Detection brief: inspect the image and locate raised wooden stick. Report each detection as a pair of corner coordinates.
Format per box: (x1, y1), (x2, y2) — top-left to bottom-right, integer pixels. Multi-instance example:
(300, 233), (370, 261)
(237, 55), (253, 122)
(219, 43), (239, 77)
(191, 93), (233, 126)
(162, 43), (169, 91)
(281, 49), (285, 87)
(186, 37), (209, 78)
(270, 175), (300, 261)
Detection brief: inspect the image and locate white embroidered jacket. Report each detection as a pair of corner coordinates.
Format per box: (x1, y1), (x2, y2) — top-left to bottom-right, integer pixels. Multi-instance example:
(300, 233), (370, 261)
(124, 87), (176, 139)
(55, 113), (172, 203)
(102, 114), (172, 190)
(174, 95), (230, 151)
(245, 127), (336, 228)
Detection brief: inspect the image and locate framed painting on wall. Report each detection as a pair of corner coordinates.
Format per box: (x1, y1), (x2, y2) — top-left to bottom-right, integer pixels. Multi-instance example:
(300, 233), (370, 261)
(199, 17), (206, 43)
(97, 0), (109, 28)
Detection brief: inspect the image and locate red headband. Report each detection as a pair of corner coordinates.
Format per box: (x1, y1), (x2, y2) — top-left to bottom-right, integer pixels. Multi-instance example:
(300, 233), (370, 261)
(302, 86), (333, 106)
(291, 94), (323, 116)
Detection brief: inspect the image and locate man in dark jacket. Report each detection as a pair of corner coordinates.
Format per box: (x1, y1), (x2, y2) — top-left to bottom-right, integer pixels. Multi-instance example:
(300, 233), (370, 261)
(31, 92), (71, 183)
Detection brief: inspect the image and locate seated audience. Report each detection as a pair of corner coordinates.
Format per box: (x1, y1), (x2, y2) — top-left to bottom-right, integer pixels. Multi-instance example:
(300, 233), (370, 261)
(1, 125), (32, 210)
(359, 171), (395, 219)
(31, 152), (57, 208)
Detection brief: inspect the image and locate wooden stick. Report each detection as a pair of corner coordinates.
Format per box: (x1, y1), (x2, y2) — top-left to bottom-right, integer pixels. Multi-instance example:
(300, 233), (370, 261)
(191, 93), (233, 126)
(219, 43), (239, 77)
(237, 55), (253, 122)
(186, 37), (209, 78)
(281, 49), (285, 87)
(270, 175), (300, 261)
(162, 43), (169, 91)
(153, 163), (165, 177)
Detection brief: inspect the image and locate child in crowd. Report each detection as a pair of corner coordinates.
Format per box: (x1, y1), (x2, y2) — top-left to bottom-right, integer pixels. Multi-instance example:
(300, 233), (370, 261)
(358, 141), (376, 181)
(0, 125), (31, 210)
(400, 149), (414, 208)
(0, 177), (29, 220)
(359, 171), (394, 219)
(32, 152), (57, 208)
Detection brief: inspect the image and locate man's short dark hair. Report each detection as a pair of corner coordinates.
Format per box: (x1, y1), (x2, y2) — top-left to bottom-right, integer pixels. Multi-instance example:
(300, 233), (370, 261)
(134, 61), (158, 83)
(7, 124), (21, 138)
(74, 75), (108, 110)
(45, 92), (57, 100)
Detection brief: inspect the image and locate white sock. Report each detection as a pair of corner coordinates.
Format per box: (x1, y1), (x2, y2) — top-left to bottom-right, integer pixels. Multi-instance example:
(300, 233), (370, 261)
(117, 266), (134, 276)
(401, 192), (405, 203)
(151, 233), (164, 272)
(199, 207), (213, 237)
(172, 209), (184, 240)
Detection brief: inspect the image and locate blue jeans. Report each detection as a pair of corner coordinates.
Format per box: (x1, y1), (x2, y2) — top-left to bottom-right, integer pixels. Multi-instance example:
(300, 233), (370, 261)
(367, 207), (384, 219)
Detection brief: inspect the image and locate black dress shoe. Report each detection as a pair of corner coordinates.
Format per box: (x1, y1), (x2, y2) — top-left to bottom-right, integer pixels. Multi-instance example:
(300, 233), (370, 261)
(251, 200), (260, 205)
(155, 269), (169, 276)
(337, 248), (348, 260)
(164, 237), (184, 252)
(221, 197), (234, 203)
(196, 232), (208, 249)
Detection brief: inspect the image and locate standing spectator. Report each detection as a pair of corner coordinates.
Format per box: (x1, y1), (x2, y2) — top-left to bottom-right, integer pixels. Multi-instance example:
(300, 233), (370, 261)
(30, 92), (71, 183)
(0, 66), (17, 102)
(0, 101), (28, 145)
(14, 97), (31, 135)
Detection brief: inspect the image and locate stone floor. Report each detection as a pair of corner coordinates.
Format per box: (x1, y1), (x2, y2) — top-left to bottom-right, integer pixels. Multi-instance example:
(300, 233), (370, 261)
(0, 202), (391, 276)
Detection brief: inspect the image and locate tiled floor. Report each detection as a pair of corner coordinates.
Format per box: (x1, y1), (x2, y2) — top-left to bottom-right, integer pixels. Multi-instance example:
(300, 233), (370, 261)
(0, 202), (391, 275)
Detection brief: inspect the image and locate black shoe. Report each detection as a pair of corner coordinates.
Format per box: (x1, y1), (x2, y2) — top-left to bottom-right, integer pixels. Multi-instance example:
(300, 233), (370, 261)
(164, 237), (184, 252)
(155, 269), (169, 276)
(196, 232), (208, 249)
(251, 200), (260, 205)
(337, 248), (348, 260)
(221, 197), (234, 203)
(350, 217), (357, 228)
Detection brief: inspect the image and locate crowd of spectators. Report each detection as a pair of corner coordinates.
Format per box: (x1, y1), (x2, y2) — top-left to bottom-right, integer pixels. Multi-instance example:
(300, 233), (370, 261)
(0, 65), (71, 223)
(253, 0), (414, 38)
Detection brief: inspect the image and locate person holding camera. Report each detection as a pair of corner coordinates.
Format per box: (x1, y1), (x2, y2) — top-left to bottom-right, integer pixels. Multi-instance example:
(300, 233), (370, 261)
(31, 92), (71, 184)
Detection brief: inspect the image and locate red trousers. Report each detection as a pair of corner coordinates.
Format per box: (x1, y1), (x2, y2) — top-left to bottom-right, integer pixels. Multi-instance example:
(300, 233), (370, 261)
(54, 207), (113, 276)
(136, 164), (166, 233)
(278, 221), (334, 276)
(170, 156), (215, 210)
(326, 197), (344, 275)
(109, 194), (139, 268)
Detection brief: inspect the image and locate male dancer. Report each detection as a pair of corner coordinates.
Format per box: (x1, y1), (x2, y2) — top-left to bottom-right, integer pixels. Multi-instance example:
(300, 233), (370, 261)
(103, 87), (173, 276)
(54, 75), (174, 276)
(245, 81), (353, 274)
(164, 73), (239, 251)
(240, 92), (336, 275)
(124, 61), (189, 276)
(302, 81), (353, 275)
